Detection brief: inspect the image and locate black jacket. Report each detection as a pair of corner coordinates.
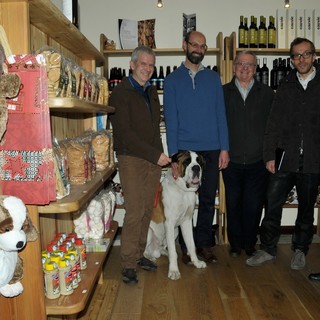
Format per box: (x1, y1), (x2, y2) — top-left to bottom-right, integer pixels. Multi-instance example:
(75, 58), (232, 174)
(263, 69), (320, 174)
(223, 77), (274, 164)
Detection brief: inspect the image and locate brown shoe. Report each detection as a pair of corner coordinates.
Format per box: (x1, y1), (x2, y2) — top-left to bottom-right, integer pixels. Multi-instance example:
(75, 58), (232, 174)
(197, 247), (217, 263)
(182, 251), (192, 264)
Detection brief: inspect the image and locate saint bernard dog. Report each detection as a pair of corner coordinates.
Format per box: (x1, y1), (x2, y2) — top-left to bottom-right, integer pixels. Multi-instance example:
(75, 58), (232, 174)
(144, 151), (207, 280)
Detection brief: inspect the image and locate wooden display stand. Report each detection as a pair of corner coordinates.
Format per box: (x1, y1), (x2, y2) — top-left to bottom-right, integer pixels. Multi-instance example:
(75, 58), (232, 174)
(0, 1), (117, 319)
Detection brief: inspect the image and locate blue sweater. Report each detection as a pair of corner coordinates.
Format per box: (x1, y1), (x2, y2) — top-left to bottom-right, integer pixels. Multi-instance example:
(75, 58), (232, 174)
(163, 63), (229, 155)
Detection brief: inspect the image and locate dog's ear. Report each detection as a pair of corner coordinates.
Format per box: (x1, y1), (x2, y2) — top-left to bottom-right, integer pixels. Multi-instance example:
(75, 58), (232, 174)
(197, 154), (206, 169)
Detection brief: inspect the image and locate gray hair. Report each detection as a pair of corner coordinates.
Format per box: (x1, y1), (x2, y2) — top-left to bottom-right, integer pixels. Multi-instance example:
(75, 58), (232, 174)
(234, 50), (257, 66)
(131, 45), (156, 63)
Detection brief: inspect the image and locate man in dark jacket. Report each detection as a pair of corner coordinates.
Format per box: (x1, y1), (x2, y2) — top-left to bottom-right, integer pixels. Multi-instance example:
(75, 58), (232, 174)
(247, 38), (320, 271)
(109, 46), (171, 284)
(223, 51), (274, 257)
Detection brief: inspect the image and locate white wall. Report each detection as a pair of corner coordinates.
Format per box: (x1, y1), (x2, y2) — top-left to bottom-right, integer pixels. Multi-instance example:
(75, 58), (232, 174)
(73, 0), (320, 227)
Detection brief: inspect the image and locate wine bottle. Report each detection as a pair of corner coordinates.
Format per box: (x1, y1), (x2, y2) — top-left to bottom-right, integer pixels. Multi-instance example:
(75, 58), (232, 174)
(212, 66), (218, 73)
(258, 16), (267, 48)
(173, 65), (178, 71)
(244, 17), (249, 48)
(268, 16), (276, 48)
(249, 16), (257, 48)
(270, 59), (278, 90)
(254, 17), (258, 47)
(286, 58), (292, 75)
(276, 58), (285, 87)
(108, 67), (115, 91)
(157, 66), (165, 90)
(166, 66), (171, 77)
(62, 0), (79, 28)
(261, 58), (269, 86)
(150, 66), (158, 87)
(255, 58), (261, 82)
(238, 15), (245, 48)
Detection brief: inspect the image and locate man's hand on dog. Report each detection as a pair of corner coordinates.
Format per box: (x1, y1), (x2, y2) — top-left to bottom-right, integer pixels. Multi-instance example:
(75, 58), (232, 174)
(158, 153), (171, 167)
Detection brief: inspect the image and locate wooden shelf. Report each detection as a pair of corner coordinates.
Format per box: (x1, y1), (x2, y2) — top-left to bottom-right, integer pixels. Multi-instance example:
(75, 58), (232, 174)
(49, 97), (115, 114)
(103, 48), (220, 57)
(26, 0), (105, 65)
(45, 220), (118, 315)
(38, 165), (117, 214)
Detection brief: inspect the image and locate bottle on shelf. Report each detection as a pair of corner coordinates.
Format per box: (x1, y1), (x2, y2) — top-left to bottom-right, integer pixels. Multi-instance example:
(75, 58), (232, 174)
(258, 16), (267, 48)
(261, 57), (269, 86)
(255, 58), (262, 82)
(212, 65), (219, 73)
(270, 59), (278, 90)
(268, 16), (276, 48)
(157, 66), (165, 90)
(108, 67), (115, 91)
(249, 15), (257, 48)
(254, 17), (258, 47)
(244, 17), (249, 48)
(238, 15), (245, 48)
(277, 58), (286, 87)
(173, 65), (178, 71)
(150, 66), (158, 87)
(122, 69), (126, 79)
(166, 65), (171, 77)
(285, 57), (292, 75)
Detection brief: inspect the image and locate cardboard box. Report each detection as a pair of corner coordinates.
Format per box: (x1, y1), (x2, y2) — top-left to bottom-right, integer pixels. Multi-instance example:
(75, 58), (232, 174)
(287, 9), (296, 47)
(305, 9), (314, 41)
(314, 10), (320, 48)
(277, 9), (287, 48)
(296, 9), (305, 38)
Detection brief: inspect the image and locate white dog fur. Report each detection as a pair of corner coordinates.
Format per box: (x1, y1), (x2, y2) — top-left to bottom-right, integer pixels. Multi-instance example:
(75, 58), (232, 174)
(144, 151), (207, 280)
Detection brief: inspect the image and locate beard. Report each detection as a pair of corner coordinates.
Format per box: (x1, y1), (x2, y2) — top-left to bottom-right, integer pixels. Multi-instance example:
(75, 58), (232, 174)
(186, 50), (204, 65)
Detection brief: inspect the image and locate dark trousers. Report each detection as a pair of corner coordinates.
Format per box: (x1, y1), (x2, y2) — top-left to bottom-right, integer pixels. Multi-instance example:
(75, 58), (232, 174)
(179, 150), (220, 250)
(260, 171), (320, 256)
(222, 160), (269, 250)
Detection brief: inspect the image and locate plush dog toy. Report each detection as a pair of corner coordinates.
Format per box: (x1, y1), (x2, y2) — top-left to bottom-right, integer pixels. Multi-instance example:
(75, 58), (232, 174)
(0, 195), (38, 297)
(0, 43), (21, 143)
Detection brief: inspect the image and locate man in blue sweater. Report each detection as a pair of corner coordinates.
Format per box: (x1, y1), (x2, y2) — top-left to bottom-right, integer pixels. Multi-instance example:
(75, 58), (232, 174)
(164, 30), (229, 263)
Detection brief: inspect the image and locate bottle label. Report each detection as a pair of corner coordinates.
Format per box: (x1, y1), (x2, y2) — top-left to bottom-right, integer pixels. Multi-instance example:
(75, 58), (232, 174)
(239, 29), (245, 46)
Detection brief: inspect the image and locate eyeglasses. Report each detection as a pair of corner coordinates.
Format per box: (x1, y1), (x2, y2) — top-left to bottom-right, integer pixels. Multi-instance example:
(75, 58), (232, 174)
(187, 41), (208, 51)
(291, 51), (314, 60)
(235, 61), (256, 68)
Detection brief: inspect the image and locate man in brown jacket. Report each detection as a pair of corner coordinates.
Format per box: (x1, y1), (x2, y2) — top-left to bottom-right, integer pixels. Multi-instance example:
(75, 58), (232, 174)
(109, 46), (171, 284)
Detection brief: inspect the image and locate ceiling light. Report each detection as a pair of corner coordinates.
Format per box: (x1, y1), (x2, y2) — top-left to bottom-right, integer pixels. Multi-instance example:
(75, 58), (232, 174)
(284, 0), (290, 8)
(157, 0), (163, 8)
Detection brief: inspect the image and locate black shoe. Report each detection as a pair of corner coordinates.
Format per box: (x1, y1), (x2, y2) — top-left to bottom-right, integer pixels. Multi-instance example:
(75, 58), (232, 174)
(137, 257), (157, 271)
(245, 247), (257, 257)
(308, 272), (320, 281)
(230, 247), (241, 257)
(196, 247), (217, 263)
(122, 268), (138, 284)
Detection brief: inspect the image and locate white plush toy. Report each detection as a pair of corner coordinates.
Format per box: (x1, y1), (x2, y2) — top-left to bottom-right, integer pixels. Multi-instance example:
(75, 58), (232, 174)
(0, 195), (38, 297)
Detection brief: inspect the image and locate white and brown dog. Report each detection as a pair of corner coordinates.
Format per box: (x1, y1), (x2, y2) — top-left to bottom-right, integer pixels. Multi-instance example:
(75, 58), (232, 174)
(144, 151), (206, 280)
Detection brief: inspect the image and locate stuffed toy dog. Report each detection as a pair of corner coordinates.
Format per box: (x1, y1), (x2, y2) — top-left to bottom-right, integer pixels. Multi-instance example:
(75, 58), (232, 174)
(0, 195), (38, 297)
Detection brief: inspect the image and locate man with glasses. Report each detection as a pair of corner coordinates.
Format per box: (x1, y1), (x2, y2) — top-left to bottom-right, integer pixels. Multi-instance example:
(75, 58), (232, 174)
(223, 51), (274, 257)
(247, 38), (320, 271)
(164, 31), (229, 264)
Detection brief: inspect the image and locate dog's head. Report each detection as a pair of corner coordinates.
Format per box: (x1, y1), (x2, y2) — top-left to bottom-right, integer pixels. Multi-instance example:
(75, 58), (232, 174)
(173, 151), (205, 189)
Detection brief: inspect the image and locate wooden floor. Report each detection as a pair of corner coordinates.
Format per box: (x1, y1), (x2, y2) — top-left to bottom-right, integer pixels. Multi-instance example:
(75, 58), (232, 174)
(99, 241), (320, 320)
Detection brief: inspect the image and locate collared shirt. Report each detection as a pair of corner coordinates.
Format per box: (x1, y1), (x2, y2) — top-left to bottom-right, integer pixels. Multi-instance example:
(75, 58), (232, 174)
(183, 62), (205, 89)
(128, 75), (152, 112)
(235, 78), (254, 101)
(297, 67), (316, 90)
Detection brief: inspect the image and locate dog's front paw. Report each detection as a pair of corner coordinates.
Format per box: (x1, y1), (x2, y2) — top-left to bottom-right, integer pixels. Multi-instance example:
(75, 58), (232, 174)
(192, 259), (207, 269)
(168, 269), (181, 280)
